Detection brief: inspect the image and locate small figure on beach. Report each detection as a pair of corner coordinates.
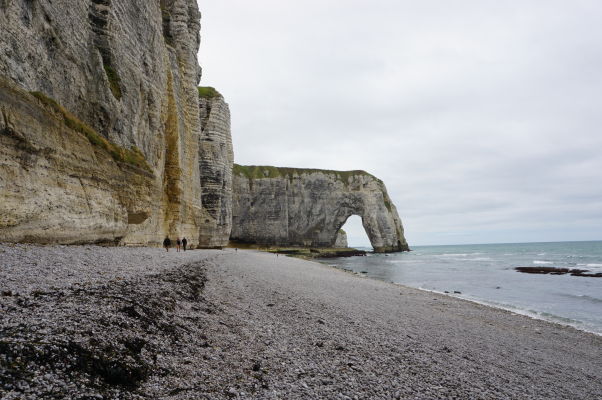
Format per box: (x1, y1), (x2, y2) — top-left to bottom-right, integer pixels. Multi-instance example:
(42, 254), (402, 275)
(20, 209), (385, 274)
(176, 237), (181, 252)
(163, 236), (171, 252)
(182, 237), (187, 251)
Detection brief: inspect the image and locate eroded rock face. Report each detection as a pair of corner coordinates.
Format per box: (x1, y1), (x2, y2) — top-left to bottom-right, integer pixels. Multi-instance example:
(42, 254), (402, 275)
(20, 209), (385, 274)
(231, 166), (409, 253)
(0, 80), (154, 244)
(198, 90), (234, 248)
(334, 230), (348, 248)
(0, 0), (204, 246)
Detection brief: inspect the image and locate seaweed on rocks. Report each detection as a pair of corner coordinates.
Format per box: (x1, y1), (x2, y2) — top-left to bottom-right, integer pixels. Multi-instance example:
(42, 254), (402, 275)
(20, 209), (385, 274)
(515, 266), (602, 277)
(0, 262), (208, 398)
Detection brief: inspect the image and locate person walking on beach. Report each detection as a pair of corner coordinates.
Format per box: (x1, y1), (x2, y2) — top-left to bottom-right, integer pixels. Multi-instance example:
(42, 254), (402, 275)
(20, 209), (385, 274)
(182, 237), (188, 251)
(163, 236), (171, 252)
(176, 237), (181, 252)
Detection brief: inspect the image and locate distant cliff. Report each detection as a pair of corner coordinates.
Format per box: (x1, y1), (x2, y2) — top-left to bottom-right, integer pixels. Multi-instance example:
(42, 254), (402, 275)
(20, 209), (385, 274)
(0, 0), (233, 247)
(198, 88), (234, 248)
(231, 165), (409, 253)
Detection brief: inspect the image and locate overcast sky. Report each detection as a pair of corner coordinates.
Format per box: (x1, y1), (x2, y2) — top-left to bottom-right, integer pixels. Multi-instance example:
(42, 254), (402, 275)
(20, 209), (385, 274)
(197, 0), (602, 247)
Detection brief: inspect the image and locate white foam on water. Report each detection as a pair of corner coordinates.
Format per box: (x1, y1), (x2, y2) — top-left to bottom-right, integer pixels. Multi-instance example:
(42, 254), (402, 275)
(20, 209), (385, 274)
(414, 287), (602, 336)
(533, 260), (553, 265)
(577, 263), (602, 271)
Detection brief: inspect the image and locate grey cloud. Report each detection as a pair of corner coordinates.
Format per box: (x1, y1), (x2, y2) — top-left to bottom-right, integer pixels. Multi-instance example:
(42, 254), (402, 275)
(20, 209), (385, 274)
(198, 0), (602, 246)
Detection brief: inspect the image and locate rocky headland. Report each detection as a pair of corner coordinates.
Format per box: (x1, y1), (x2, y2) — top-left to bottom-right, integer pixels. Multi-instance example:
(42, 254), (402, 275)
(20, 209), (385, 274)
(198, 87), (234, 248)
(231, 165), (409, 253)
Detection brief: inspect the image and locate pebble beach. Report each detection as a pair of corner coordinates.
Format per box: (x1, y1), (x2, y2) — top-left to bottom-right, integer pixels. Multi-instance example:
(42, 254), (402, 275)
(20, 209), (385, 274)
(1, 244), (601, 399)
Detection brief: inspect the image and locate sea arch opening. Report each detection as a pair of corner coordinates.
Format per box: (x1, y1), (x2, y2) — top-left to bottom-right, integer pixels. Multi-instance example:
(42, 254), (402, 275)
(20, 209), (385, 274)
(338, 215), (373, 251)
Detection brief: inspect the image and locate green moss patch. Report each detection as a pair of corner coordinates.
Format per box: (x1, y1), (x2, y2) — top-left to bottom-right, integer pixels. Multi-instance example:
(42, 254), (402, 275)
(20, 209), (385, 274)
(227, 242), (365, 259)
(197, 86), (221, 99)
(103, 65), (122, 100)
(233, 164), (380, 185)
(30, 91), (151, 172)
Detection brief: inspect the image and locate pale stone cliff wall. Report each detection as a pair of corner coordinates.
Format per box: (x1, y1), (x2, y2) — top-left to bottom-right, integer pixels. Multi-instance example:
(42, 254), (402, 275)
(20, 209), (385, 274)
(198, 89), (234, 247)
(334, 230), (348, 248)
(231, 165), (409, 253)
(0, 0), (205, 246)
(0, 80), (155, 244)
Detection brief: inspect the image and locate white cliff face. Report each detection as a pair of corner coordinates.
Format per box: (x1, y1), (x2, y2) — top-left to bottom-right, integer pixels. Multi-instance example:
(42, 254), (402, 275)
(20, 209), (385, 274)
(334, 230), (349, 248)
(0, 0), (205, 246)
(0, 80), (155, 244)
(198, 90), (234, 247)
(231, 166), (409, 253)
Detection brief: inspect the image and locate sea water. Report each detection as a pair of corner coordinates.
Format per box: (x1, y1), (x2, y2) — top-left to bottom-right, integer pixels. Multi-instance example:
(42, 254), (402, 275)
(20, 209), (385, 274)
(322, 241), (602, 335)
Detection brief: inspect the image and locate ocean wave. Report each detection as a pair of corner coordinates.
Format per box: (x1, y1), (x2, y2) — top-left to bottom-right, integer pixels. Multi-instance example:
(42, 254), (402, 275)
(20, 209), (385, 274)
(533, 260), (553, 265)
(467, 257), (493, 261)
(414, 289), (601, 336)
(564, 294), (602, 304)
(577, 263), (602, 271)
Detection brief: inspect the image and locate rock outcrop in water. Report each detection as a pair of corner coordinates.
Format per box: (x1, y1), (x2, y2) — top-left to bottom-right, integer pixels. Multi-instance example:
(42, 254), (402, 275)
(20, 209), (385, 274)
(197, 88), (234, 248)
(0, 0), (233, 247)
(231, 165), (409, 253)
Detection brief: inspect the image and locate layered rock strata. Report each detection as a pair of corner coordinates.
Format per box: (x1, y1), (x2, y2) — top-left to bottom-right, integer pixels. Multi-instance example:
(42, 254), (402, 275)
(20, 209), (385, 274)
(231, 165), (409, 253)
(198, 88), (234, 247)
(0, 0), (205, 246)
(0, 80), (154, 244)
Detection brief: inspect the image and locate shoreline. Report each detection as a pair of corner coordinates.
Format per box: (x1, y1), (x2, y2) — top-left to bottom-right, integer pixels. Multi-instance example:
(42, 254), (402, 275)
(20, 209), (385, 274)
(320, 260), (602, 337)
(2, 244), (601, 399)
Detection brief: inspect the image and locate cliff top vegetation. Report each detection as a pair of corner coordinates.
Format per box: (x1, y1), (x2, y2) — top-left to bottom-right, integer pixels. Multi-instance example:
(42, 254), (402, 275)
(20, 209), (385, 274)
(198, 86), (222, 99)
(233, 164), (381, 184)
(30, 91), (151, 172)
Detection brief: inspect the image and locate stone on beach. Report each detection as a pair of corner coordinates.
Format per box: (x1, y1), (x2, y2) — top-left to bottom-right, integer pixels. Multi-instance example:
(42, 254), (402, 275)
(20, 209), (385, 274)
(1, 244), (601, 399)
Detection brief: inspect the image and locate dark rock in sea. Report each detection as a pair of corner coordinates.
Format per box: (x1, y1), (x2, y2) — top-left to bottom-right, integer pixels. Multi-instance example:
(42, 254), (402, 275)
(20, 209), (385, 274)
(515, 267), (602, 277)
(571, 272), (602, 278)
(318, 249), (367, 258)
(453, 291), (462, 294)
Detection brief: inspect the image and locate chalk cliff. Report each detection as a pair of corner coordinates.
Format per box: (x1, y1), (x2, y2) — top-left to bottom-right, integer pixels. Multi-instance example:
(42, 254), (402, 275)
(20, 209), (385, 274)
(231, 165), (409, 253)
(334, 230), (349, 248)
(0, 0), (208, 246)
(198, 88), (234, 247)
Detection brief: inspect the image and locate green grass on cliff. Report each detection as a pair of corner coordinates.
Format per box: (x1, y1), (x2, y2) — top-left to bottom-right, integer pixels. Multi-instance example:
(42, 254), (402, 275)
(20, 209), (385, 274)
(198, 87), (222, 99)
(30, 91), (151, 172)
(233, 164), (381, 185)
(104, 65), (122, 100)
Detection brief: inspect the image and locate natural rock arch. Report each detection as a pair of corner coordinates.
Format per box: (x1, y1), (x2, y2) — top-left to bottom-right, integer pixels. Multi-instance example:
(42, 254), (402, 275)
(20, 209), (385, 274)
(231, 165), (409, 252)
